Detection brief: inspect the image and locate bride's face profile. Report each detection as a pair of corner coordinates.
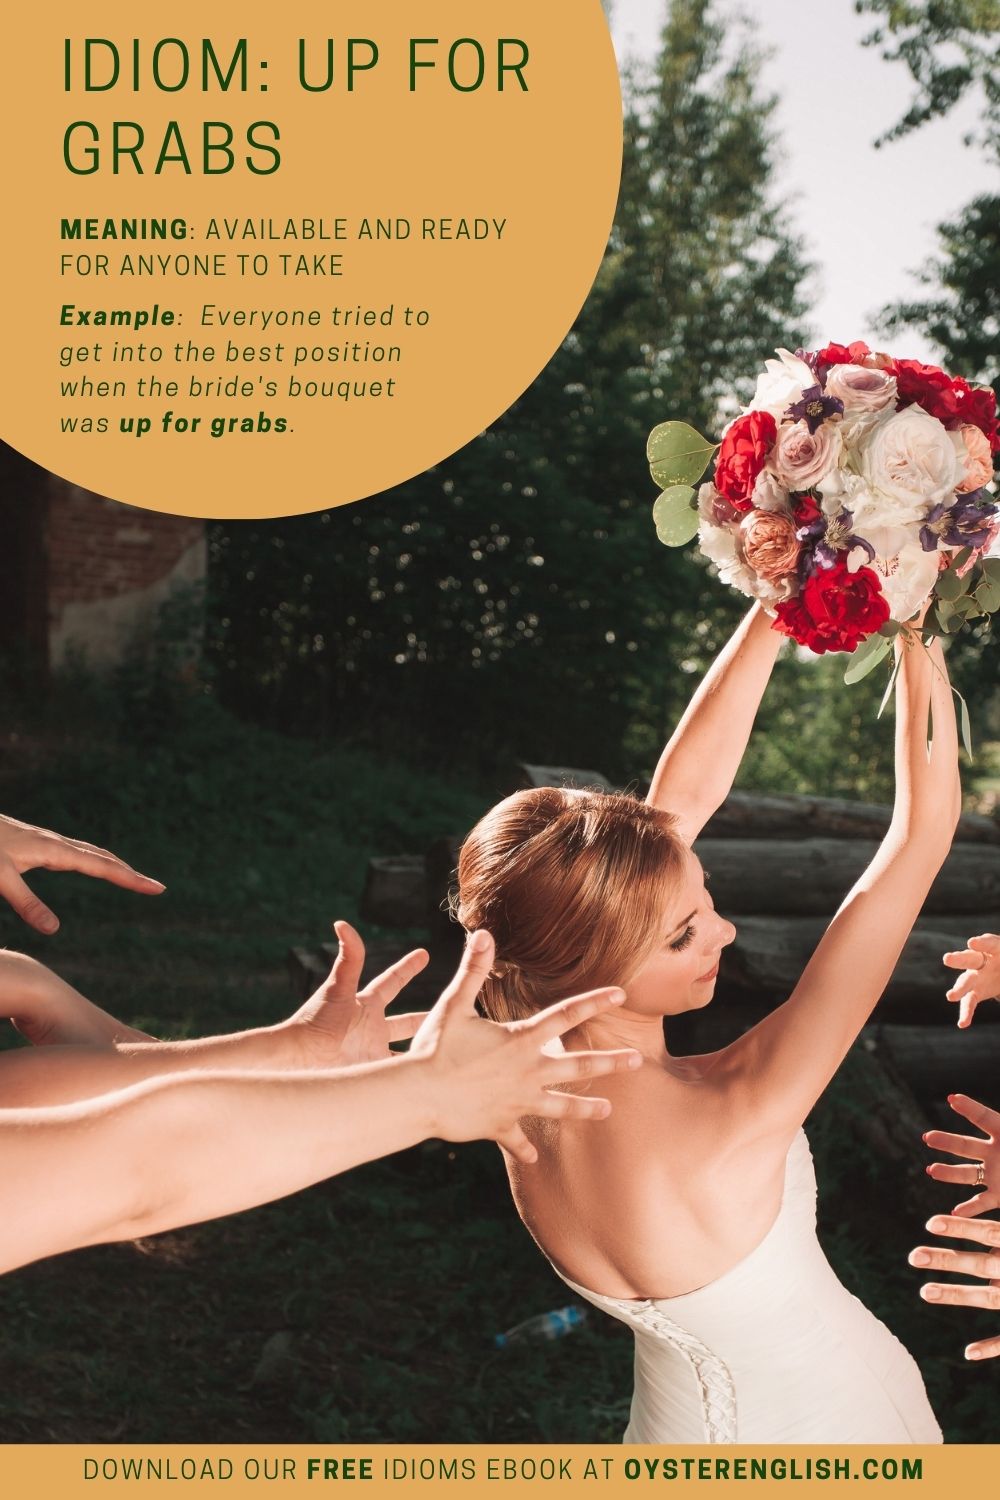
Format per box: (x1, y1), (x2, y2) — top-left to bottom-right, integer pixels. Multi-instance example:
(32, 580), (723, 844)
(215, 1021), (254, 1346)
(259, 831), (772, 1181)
(624, 850), (736, 1017)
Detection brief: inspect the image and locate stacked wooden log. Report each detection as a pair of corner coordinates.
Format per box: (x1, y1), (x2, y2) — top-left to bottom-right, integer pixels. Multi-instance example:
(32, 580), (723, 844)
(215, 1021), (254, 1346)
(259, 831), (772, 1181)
(290, 766), (1000, 1113)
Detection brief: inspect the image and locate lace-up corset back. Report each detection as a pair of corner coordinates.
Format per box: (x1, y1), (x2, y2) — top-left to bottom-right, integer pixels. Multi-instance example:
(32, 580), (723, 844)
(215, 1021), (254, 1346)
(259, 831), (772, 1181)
(549, 1131), (941, 1444)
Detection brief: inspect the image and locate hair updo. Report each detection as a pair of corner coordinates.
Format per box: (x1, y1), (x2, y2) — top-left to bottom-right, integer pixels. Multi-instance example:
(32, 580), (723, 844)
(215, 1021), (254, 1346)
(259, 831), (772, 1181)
(452, 787), (686, 1023)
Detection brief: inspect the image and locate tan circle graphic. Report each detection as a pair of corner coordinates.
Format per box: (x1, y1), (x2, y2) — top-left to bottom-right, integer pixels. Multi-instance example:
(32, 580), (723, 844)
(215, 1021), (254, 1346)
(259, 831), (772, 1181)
(1, 3), (621, 519)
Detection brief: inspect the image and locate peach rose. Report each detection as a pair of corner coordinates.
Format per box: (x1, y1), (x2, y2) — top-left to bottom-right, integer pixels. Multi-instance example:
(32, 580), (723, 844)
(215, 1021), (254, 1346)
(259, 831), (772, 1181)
(860, 350), (894, 371)
(958, 423), (995, 493)
(740, 509), (801, 582)
(772, 419), (842, 493)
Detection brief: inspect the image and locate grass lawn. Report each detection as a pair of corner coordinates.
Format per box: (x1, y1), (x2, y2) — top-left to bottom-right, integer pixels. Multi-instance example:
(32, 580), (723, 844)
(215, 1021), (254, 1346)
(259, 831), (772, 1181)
(0, 696), (995, 1442)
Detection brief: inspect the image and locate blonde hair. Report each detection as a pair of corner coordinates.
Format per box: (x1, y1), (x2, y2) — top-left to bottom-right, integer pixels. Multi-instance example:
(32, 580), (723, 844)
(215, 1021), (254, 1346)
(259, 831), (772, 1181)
(453, 788), (687, 1023)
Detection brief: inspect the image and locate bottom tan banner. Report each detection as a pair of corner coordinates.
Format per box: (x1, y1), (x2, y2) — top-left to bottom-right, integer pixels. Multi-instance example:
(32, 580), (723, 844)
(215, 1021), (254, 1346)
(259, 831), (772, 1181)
(0, 1445), (995, 1499)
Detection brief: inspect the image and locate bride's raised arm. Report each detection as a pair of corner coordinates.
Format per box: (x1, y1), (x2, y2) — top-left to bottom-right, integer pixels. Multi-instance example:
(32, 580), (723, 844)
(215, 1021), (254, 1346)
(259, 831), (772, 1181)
(646, 604), (781, 844)
(724, 632), (961, 1139)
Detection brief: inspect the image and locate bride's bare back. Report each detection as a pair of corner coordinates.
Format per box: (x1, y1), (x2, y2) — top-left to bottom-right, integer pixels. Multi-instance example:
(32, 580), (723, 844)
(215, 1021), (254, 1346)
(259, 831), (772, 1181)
(509, 1054), (788, 1299)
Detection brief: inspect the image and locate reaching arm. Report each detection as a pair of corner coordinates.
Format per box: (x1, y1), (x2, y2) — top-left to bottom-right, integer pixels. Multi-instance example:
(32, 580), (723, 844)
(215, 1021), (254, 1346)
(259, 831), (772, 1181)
(646, 604), (781, 843)
(0, 932), (642, 1274)
(723, 632), (961, 1138)
(0, 925), (430, 1108)
(0, 1063), (438, 1271)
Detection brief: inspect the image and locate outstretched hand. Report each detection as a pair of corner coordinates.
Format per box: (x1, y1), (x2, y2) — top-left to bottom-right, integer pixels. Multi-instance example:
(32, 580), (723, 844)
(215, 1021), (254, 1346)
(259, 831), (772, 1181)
(909, 1213), (1000, 1361)
(286, 920), (431, 1067)
(942, 933), (1000, 1028)
(409, 928), (642, 1164)
(923, 1093), (999, 1217)
(0, 815), (164, 934)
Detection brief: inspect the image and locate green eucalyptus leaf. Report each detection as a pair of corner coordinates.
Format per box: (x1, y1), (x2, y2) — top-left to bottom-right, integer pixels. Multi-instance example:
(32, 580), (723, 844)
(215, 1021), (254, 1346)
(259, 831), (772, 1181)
(878, 620), (903, 638)
(647, 422), (716, 489)
(976, 578), (1000, 613)
(844, 634), (891, 685)
(652, 486), (700, 547)
(922, 600), (945, 636)
(957, 689), (973, 762)
(950, 594), (980, 619)
(936, 567), (967, 602)
(982, 557), (1000, 583)
(877, 654), (901, 718)
(952, 547), (973, 572)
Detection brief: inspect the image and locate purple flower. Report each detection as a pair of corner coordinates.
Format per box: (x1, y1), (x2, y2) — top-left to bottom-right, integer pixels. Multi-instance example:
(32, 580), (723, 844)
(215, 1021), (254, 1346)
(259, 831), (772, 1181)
(797, 505), (874, 580)
(920, 492), (999, 552)
(786, 385), (845, 434)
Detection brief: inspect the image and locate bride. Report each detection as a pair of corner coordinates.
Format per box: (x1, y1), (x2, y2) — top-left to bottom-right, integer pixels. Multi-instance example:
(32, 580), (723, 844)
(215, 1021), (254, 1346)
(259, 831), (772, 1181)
(456, 604), (958, 1443)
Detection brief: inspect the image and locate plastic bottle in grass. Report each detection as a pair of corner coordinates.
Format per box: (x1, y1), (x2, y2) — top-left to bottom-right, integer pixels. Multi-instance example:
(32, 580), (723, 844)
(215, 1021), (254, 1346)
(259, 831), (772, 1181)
(494, 1305), (587, 1348)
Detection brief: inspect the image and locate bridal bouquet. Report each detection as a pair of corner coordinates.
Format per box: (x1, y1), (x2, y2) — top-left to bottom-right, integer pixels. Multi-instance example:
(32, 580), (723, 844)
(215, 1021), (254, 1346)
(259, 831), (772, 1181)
(649, 342), (1000, 675)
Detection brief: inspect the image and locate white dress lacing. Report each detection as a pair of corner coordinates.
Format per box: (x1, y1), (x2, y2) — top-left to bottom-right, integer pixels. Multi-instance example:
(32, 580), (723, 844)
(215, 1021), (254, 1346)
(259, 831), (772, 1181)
(550, 1131), (942, 1444)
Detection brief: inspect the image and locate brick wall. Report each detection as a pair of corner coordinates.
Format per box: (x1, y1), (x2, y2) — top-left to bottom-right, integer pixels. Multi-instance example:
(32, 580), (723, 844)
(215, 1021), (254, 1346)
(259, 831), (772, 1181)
(47, 485), (203, 610)
(45, 482), (207, 668)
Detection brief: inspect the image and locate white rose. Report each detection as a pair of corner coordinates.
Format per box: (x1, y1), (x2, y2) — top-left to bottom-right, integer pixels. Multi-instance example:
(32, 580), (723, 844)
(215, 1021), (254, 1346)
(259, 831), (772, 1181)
(844, 483), (915, 559)
(840, 403), (897, 450)
(744, 348), (816, 421)
(869, 542), (941, 623)
(699, 519), (759, 598)
(752, 470), (792, 513)
(816, 466), (865, 514)
(859, 406), (966, 519)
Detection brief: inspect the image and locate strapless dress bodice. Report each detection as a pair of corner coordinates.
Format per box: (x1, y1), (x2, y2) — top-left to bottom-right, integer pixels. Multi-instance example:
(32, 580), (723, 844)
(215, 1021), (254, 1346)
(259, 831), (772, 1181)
(551, 1131), (941, 1444)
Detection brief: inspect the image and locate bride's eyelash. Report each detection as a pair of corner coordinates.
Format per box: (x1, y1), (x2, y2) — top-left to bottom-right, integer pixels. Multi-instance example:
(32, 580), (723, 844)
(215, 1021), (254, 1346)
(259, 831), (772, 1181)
(670, 925), (695, 952)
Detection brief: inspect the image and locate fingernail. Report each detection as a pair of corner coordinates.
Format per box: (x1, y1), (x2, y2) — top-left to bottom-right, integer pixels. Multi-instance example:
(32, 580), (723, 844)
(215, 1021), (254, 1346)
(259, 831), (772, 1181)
(926, 1165), (935, 1175)
(927, 1217), (947, 1233)
(967, 1348), (983, 1361)
(920, 1285), (942, 1300)
(909, 1249), (931, 1266)
(921, 1132), (930, 1143)
(608, 988), (625, 1005)
(39, 913), (59, 934)
(627, 1051), (643, 1070)
(468, 929), (490, 953)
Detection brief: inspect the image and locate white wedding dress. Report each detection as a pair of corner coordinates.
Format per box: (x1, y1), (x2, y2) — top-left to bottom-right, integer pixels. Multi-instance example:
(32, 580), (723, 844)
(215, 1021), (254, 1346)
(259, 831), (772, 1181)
(551, 1131), (942, 1443)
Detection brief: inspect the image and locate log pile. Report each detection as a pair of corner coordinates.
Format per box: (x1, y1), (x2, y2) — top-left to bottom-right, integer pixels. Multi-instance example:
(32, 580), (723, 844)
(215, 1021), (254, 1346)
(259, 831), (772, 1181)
(291, 768), (1000, 1119)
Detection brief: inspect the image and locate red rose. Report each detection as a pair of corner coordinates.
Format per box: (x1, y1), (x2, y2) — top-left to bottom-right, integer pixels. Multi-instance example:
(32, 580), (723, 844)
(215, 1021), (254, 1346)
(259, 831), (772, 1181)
(892, 358), (999, 452)
(962, 384), (1000, 455)
(892, 358), (968, 426)
(793, 494), (822, 527)
(773, 559), (890, 654)
(714, 411), (777, 510)
(816, 340), (871, 367)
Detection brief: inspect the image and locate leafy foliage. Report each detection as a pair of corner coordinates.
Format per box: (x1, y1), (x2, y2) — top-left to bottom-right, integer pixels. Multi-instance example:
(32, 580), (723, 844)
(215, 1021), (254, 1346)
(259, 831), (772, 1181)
(206, 0), (811, 780)
(857, 0), (1000, 152)
(883, 194), (1000, 387)
(862, 2), (1000, 706)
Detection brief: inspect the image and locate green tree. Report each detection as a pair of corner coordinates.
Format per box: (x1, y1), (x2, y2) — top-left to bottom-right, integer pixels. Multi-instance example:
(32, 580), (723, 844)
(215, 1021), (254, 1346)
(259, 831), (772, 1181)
(857, 0), (1000, 151)
(861, 2), (1000, 708)
(883, 194), (999, 385)
(208, 1), (810, 778)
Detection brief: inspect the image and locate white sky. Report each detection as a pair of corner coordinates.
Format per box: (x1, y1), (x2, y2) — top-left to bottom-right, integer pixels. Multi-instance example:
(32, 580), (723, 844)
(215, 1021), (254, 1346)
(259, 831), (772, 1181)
(609, 0), (996, 365)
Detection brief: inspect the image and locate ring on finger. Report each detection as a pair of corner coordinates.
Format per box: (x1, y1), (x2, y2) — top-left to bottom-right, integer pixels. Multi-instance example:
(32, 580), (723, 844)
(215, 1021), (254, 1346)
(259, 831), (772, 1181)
(975, 1161), (987, 1188)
